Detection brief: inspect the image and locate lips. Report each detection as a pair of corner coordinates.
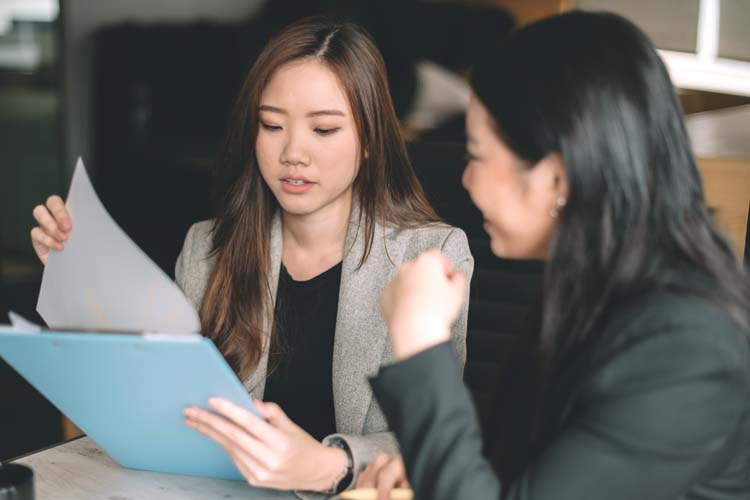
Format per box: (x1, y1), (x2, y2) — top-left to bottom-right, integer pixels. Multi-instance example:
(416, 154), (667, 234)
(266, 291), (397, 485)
(281, 175), (312, 183)
(279, 175), (316, 193)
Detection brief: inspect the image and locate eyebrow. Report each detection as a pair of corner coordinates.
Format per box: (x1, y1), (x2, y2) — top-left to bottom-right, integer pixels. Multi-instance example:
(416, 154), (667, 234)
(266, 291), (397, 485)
(259, 105), (346, 118)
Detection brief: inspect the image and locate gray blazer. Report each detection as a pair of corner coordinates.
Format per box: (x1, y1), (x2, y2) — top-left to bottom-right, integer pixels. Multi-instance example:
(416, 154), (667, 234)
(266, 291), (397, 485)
(174, 209), (474, 494)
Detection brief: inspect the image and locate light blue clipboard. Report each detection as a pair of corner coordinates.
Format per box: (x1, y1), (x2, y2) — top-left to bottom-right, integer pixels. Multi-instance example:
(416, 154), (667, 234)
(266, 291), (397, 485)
(0, 330), (259, 480)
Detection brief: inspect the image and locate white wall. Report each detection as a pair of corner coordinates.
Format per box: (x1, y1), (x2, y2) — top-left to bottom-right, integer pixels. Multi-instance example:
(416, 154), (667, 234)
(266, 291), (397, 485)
(61, 0), (265, 174)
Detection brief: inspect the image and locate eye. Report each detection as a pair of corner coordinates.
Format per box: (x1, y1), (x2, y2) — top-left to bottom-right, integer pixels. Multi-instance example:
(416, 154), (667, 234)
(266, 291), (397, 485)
(314, 127), (340, 136)
(261, 123), (282, 131)
(464, 152), (478, 162)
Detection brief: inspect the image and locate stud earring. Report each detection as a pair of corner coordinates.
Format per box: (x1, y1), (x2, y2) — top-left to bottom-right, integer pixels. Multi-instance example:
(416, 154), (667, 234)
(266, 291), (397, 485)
(549, 197), (567, 218)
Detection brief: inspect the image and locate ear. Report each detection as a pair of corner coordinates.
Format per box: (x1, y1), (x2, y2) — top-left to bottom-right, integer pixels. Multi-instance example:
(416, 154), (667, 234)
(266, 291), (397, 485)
(537, 152), (568, 200)
(548, 152), (569, 200)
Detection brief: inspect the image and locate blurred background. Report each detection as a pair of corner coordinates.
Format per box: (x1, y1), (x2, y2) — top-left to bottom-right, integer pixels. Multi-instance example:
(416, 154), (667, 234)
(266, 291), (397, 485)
(1, 0), (748, 461)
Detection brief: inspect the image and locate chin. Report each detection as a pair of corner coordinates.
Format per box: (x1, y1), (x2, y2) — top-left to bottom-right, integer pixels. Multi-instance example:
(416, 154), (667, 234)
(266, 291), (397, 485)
(276, 201), (320, 216)
(489, 237), (509, 258)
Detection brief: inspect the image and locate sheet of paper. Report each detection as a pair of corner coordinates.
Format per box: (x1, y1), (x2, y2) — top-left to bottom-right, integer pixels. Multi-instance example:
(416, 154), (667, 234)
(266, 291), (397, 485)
(8, 311), (42, 332)
(0, 311), (42, 334)
(37, 158), (201, 334)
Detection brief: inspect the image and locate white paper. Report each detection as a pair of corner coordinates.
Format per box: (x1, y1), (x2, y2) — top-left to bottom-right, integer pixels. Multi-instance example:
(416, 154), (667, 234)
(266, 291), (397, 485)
(37, 158), (201, 334)
(8, 311), (42, 332)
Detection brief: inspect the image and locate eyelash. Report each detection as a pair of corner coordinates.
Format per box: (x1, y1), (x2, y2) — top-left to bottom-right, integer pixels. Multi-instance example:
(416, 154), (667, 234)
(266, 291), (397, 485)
(314, 127), (340, 136)
(259, 123), (340, 136)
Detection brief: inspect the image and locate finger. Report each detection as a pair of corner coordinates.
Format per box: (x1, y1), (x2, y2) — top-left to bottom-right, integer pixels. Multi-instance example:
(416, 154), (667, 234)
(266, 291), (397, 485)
(376, 459), (405, 500)
(447, 269), (466, 291)
(30, 226), (62, 257)
(184, 408), (273, 462)
(357, 454), (389, 488)
(254, 400), (297, 432)
(434, 250), (458, 275)
(208, 398), (287, 447)
(356, 466), (375, 488)
(46, 195), (72, 232)
(187, 419), (268, 488)
(184, 414), (283, 478)
(32, 205), (66, 241)
(394, 457), (410, 487)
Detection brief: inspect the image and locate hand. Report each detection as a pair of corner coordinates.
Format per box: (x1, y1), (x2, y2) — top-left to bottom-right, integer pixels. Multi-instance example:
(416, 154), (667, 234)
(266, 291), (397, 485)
(356, 454), (409, 500)
(31, 195), (72, 264)
(380, 249), (466, 360)
(184, 398), (347, 492)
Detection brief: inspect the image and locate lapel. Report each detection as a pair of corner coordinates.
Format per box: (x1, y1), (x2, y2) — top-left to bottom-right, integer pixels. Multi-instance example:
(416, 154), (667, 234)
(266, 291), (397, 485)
(242, 211), (282, 399)
(332, 206), (405, 434)
(242, 205), (405, 436)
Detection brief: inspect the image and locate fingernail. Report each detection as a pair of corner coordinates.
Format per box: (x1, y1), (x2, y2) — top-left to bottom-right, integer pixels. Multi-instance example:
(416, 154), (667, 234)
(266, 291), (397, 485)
(184, 407), (196, 417)
(208, 397), (221, 407)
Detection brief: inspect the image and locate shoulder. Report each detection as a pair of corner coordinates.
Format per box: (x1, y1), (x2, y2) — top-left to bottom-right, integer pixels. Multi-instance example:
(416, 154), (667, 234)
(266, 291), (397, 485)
(604, 287), (748, 357)
(590, 287), (749, 398)
(183, 219), (215, 257)
(385, 223), (472, 263)
(175, 219), (216, 307)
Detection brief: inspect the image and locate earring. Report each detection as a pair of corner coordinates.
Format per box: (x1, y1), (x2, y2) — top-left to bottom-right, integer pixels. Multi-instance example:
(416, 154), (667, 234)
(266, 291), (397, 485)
(549, 197), (567, 218)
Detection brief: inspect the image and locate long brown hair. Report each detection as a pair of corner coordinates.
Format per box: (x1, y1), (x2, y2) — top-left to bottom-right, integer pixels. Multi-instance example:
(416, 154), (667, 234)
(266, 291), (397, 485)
(201, 17), (440, 380)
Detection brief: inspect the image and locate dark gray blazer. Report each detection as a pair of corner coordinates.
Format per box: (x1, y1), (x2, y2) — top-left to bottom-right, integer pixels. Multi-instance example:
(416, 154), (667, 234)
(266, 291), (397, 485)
(372, 279), (750, 500)
(174, 208), (473, 496)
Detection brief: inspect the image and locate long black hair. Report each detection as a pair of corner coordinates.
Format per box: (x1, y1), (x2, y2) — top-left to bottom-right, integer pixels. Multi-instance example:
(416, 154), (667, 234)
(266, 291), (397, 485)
(470, 11), (749, 359)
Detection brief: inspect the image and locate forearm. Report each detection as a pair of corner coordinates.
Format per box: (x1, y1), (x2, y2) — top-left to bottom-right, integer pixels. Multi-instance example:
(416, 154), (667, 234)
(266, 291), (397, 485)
(371, 342), (503, 500)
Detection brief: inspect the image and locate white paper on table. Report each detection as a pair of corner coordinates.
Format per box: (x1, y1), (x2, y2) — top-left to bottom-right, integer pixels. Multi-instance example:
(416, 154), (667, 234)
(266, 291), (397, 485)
(36, 158), (201, 334)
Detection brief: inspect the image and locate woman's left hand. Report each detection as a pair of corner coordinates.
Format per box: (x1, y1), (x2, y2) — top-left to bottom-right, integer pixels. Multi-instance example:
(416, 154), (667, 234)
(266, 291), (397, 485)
(356, 453), (409, 500)
(184, 398), (347, 491)
(380, 249), (467, 361)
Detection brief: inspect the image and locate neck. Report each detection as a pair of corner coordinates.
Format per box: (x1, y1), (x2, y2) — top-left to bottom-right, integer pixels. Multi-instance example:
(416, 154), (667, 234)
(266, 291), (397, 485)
(280, 194), (352, 279)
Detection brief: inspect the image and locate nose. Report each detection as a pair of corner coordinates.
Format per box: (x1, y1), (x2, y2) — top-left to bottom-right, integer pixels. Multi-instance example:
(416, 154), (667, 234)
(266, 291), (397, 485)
(461, 162), (472, 191)
(280, 128), (310, 167)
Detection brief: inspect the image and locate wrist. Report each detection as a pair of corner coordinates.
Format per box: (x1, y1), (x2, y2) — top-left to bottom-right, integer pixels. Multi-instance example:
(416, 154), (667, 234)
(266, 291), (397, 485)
(313, 444), (349, 492)
(390, 318), (451, 361)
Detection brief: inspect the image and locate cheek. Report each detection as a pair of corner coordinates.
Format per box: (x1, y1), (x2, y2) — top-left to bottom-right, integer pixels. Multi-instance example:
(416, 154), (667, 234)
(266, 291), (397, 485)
(254, 145), (273, 183)
(320, 134), (360, 182)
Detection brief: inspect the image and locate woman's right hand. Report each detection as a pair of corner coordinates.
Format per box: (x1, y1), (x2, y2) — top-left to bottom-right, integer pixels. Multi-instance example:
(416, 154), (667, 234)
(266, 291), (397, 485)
(31, 195), (72, 265)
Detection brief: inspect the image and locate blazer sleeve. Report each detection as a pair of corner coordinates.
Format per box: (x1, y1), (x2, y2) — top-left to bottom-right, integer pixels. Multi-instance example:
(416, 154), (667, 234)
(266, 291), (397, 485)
(371, 318), (748, 500)
(321, 430), (400, 479)
(174, 223), (196, 292)
(441, 228), (474, 368)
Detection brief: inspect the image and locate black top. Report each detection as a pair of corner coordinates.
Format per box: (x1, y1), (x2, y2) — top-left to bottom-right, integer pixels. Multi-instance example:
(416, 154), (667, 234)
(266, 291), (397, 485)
(264, 262), (342, 442)
(371, 274), (750, 500)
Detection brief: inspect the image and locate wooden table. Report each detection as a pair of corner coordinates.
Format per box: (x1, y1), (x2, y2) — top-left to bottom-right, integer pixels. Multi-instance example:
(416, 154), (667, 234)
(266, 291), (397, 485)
(14, 437), (302, 500)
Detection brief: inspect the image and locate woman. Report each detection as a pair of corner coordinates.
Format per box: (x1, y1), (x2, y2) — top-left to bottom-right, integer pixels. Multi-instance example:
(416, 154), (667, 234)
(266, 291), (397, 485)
(361, 11), (749, 500)
(29, 17), (473, 495)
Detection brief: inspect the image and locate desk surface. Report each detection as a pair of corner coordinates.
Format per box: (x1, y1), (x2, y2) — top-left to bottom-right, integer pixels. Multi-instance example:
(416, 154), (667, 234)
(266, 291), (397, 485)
(15, 437), (300, 499)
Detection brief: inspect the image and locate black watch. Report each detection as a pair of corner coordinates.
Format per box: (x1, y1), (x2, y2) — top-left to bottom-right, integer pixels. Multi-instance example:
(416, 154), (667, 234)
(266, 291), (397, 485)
(328, 438), (354, 494)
